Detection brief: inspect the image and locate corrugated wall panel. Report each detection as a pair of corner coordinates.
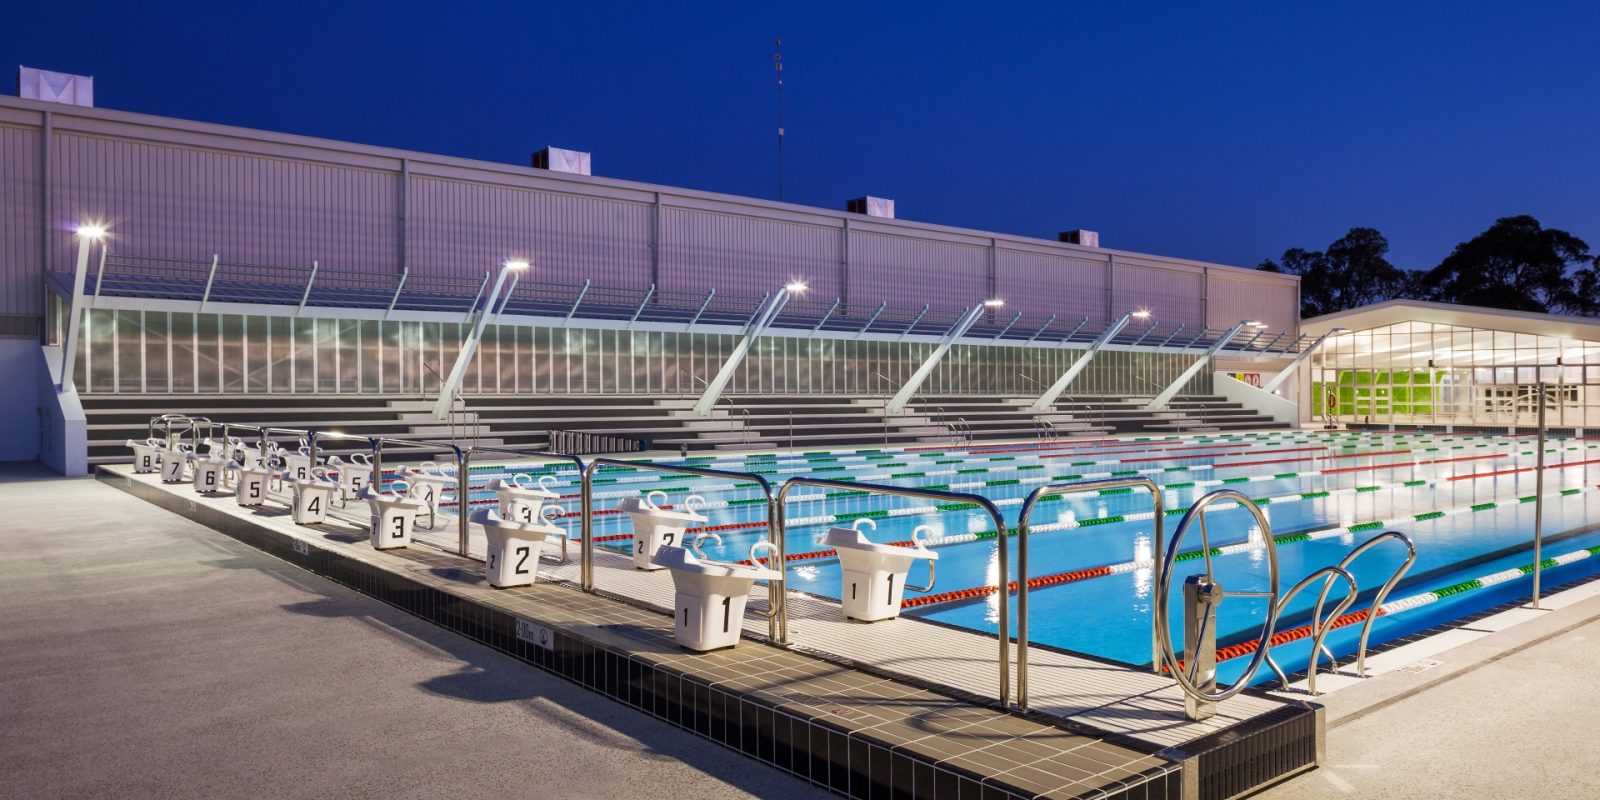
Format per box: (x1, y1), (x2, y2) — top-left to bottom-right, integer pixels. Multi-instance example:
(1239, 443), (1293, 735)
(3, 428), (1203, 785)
(660, 207), (842, 299)
(408, 177), (652, 285)
(0, 125), (41, 317)
(847, 232), (987, 311)
(994, 250), (1109, 322)
(1207, 274), (1297, 334)
(1112, 263), (1205, 327)
(49, 132), (400, 274)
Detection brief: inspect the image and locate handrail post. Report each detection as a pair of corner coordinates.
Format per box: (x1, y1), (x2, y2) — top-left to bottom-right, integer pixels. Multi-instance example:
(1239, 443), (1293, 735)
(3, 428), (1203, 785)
(581, 465), (594, 588)
(370, 437), (384, 495)
(1532, 381), (1547, 608)
(582, 460), (777, 641)
(458, 446), (472, 556)
(1018, 478), (1166, 689)
(774, 478), (1007, 705)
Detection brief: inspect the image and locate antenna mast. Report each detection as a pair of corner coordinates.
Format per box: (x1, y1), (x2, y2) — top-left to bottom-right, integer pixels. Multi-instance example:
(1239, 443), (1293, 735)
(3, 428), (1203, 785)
(775, 37), (784, 202)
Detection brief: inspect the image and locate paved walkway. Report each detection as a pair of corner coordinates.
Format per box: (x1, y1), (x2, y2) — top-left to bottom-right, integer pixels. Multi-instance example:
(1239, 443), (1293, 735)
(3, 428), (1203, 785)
(1264, 612), (1600, 798)
(0, 465), (825, 800)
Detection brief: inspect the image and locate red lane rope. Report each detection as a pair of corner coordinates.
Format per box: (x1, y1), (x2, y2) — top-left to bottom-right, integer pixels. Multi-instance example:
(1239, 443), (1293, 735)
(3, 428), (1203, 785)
(1447, 456), (1600, 481)
(1117, 445), (1327, 464)
(1209, 448), (1411, 469)
(1317, 452), (1504, 474)
(900, 564), (1118, 608)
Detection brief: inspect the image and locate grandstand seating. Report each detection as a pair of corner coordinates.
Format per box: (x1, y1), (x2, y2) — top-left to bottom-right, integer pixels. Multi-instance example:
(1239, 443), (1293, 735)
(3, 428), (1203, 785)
(83, 391), (1289, 463)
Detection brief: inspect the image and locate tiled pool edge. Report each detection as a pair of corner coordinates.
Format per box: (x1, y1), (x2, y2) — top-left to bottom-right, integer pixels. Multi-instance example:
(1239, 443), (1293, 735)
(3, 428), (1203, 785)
(101, 467), (1322, 800)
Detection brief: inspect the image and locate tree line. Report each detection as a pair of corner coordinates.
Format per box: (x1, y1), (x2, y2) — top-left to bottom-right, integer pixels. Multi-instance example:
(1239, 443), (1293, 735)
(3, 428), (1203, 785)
(1257, 215), (1600, 318)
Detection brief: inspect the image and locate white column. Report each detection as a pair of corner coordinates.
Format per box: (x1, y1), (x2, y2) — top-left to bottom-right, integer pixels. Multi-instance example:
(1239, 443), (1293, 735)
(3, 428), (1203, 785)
(1146, 321), (1251, 410)
(58, 225), (105, 391)
(432, 261), (528, 419)
(884, 304), (990, 413)
(1026, 314), (1134, 412)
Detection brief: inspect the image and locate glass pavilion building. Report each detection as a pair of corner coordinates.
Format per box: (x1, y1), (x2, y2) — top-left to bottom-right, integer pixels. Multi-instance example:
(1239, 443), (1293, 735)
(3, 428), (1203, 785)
(1302, 299), (1600, 430)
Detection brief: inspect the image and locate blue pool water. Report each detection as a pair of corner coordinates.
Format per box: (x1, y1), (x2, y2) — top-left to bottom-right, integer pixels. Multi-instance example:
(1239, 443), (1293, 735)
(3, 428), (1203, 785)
(414, 430), (1600, 687)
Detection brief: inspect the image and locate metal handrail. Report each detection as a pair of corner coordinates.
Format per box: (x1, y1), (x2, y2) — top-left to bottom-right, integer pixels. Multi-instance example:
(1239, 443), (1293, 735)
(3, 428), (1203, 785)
(1313, 530), (1416, 677)
(582, 460), (784, 643)
(775, 477), (1013, 706)
(1263, 566), (1358, 695)
(1017, 478), (1167, 704)
(1153, 489), (1281, 716)
(361, 434), (466, 530)
(457, 443), (585, 558)
(147, 414), (213, 452)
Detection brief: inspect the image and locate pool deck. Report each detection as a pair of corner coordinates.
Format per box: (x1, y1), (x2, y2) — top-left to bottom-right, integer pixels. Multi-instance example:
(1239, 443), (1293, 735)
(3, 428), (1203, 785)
(101, 464), (1324, 800)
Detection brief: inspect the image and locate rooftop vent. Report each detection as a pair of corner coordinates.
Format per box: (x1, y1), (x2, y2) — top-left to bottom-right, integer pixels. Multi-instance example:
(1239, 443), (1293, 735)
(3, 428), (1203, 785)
(17, 66), (93, 107)
(846, 196), (895, 219)
(1058, 229), (1100, 247)
(531, 147), (591, 175)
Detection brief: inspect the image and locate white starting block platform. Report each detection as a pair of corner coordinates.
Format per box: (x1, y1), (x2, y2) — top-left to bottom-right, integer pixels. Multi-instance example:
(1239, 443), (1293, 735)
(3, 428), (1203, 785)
(99, 462), (1305, 752)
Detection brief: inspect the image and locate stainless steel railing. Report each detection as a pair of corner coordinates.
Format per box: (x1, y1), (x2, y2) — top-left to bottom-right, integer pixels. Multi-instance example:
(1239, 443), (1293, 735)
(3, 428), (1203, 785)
(148, 413), (213, 452)
(773, 478), (1013, 706)
(456, 444), (586, 558)
(1262, 567), (1357, 695)
(582, 460), (785, 642)
(1017, 477), (1168, 698)
(1315, 530), (1415, 678)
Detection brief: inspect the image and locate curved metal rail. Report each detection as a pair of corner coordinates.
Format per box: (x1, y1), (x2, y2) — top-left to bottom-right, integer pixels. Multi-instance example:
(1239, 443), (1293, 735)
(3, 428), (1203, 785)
(582, 460), (782, 642)
(1314, 530), (1417, 677)
(1154, 489), (1282, 719)
(1017, 478), (1168, 690)
(775, 478), (1013, 707)
(1263, 566), (1358, 695)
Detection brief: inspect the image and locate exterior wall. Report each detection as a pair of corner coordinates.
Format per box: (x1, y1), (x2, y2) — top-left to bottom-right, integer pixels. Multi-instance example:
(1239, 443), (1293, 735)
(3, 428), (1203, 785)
(0, 94), (1298, 340)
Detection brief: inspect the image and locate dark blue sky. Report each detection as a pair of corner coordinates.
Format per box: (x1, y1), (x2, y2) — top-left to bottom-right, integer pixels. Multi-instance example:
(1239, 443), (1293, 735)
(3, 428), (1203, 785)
(6, 1), (1597, 270)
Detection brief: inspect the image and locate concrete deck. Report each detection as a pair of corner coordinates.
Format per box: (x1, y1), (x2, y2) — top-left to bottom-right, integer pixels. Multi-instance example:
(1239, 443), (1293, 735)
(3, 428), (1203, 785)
(0, 464), (824, 800)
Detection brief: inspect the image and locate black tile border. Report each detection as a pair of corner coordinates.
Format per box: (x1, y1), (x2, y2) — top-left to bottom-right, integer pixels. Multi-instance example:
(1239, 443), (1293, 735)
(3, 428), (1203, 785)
(101, 469), (1191, 800)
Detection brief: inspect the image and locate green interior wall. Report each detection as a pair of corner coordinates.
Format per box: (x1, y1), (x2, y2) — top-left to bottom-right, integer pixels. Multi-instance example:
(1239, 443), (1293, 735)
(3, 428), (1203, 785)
(1313, 370), (1439, 416)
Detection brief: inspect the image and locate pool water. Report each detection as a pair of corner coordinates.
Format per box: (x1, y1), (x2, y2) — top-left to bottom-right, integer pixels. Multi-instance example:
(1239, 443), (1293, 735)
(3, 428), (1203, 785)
(417, 429), (1600, 687)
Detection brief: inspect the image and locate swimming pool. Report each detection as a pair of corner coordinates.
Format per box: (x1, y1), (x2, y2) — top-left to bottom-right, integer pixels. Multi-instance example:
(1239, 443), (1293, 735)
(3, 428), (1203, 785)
(419, 429), (1600, 687)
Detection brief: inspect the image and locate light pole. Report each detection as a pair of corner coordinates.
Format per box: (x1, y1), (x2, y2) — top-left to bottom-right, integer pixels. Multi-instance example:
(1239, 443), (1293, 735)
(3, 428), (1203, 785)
(431, 259), (529, 419)
(691, 280), (807, 417)
(59, 224), (106, 391)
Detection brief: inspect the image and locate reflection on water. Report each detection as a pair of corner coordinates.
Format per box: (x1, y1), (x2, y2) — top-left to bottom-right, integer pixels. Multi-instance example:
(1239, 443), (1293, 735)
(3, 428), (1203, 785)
(1132, 533), (1153, 599)
(983, 543), (1001, 625)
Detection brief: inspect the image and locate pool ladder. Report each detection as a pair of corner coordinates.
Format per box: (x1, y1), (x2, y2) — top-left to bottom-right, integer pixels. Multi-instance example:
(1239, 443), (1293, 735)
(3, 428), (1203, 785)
(1149, 490), (1418, 718)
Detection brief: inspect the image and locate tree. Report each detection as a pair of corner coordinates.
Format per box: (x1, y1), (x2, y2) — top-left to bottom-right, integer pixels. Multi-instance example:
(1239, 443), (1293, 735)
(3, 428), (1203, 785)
(1258, 227), (1409, 317)
(1418, 215), (1594, 314)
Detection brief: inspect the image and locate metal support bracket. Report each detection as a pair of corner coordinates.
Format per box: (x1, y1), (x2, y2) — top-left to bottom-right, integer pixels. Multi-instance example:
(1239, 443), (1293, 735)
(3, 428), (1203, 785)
(686, 289), (715, 328)
(855, 302), (886, 339)
(198, 254), (219, 311)
(385, 268), (410, 319)
(563, 279), (592, 325)
(626, 284), (656, 329)
(296, 262), (319, 317)
(812, 298), (840, 331)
